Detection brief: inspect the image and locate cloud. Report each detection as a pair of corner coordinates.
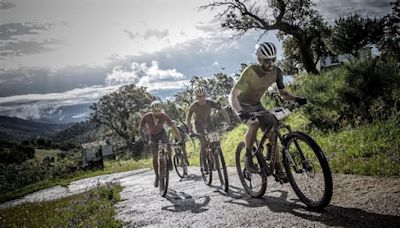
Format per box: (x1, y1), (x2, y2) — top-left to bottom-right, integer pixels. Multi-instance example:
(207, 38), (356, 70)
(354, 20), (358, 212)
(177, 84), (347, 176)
(0, 22), (59, 57)
(315, 0), (392, 22)
(106, 60), (185, 91)
(0, 22), (53, 40)
(0, 65), (109, 97)
(124, 28), (169, 40)
(0, 1), (15, 10)
(0, 85), (119, 121)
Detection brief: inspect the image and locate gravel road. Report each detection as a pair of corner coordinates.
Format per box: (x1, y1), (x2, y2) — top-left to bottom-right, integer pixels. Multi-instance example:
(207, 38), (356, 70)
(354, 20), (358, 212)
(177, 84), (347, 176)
(1, 167), (399, 227)
(115, 167), (400, 227)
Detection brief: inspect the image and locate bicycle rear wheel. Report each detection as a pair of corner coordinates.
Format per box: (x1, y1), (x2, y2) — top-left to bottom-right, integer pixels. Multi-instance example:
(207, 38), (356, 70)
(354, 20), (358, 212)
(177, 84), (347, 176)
(159, 153), (169, 197)
(235, 141), (267, 198)
(213, 145), (229, 193)
(173, 152), (186, 178)
(200, 150), (212, 186)
(283, 131), (332, 210)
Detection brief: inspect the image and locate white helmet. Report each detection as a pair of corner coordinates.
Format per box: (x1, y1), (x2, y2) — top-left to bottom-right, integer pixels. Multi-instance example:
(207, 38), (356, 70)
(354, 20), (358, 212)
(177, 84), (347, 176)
(150, 100), (162, 112)
(193, 87), (206, 96)
(255, 42), (276, 59)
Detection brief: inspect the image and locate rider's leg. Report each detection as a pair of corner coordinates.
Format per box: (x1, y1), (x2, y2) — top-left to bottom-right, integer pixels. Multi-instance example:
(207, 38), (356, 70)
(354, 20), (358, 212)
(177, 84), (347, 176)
(195, 122), (208, 171)
(244, 119), (260, 171)
(160, 129), (173, 171)
(264, 114), (288, 183)
(150, 140), (159, 187)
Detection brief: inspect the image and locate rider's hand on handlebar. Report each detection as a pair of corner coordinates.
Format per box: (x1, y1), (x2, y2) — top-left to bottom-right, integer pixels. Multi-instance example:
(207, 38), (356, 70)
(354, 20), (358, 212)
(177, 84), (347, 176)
(237, 110), (250, 121)
(295, 97), (307, 106)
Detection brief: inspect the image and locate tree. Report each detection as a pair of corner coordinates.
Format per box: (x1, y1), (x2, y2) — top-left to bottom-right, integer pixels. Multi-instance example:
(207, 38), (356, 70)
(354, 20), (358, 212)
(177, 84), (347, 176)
(329, 13), (383, 58)
(174, 73), (235, 108)
(201, 0), (328, 74)
(89, 84), (154, 147)
(379, 0), (400, 61)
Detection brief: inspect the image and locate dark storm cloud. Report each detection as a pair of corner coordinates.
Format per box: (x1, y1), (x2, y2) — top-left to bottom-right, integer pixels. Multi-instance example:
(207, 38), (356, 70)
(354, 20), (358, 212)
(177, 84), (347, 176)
(316, 0), (392, 22)
(0, 65), (110, 97)
(0, 22), (53, 40)
(0, 39), (59, 57)
(0, 1), (15, 9)
(0, 22), (59, 57)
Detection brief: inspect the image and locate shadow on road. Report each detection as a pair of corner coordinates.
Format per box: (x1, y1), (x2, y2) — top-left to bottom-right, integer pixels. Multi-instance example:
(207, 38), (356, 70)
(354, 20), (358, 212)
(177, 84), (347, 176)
(221, 185), (400, 227)
(162, 189), (210, 214)
(178, 174), (203, 182)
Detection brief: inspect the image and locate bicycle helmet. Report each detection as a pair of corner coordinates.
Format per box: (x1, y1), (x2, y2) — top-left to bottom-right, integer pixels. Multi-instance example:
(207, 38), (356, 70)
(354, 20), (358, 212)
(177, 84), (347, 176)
(150, 100), (162, 112)
(255, 42), (276, 59)
(194, 87), (206, 97)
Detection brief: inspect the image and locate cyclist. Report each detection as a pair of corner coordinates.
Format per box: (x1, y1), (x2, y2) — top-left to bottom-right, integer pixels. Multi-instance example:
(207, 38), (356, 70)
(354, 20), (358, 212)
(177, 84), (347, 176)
(186, 87), (232, 172)
(139, 100), (183, 187)
(168, 120), (190, 166)
(228, 41), (307, 182)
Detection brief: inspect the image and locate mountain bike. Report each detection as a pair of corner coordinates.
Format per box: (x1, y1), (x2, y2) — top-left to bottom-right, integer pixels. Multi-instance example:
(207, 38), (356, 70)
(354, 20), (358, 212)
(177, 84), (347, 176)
(156, 142), (179, 197)
(235, 102), (333, 209)
(172, 140), (189, 178)
(191, 128), (229, 193)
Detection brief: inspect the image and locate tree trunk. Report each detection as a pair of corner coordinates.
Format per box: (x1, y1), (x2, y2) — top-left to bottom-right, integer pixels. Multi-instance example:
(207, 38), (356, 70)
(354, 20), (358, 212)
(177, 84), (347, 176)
(297, 37), (319, 74)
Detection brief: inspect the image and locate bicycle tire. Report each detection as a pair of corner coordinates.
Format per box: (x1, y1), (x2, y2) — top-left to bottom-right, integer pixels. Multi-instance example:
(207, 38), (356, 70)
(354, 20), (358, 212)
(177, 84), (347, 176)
(282, 131), (333, 210)
(173, 153), (186, 178)
(235, 141), (267, 198)
(200, 150), (212, 186)
(159, 154), (169, 197)
(214, 145), (229, 193)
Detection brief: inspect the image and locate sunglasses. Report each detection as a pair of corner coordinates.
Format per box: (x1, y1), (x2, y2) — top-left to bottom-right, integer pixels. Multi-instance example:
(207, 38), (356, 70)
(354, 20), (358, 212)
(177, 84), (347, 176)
(259, 58), (276, 65)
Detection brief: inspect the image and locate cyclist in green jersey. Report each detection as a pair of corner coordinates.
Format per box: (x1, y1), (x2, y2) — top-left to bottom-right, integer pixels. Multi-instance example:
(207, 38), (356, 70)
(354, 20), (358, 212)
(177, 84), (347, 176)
(186, 87), (232, 171)
(229, 41), (307, 182)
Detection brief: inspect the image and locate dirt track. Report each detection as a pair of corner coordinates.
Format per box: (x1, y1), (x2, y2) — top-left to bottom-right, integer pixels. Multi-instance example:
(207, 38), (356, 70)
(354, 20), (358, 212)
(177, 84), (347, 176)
(115, 167), (400, 227)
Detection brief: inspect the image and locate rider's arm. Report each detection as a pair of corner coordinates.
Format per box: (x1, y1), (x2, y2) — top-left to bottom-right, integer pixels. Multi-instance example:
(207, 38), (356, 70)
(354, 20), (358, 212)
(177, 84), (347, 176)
(186, 104), (194, 133)
(220, 108), (231, 125)
(164, 113), (182, 141)
(228, 87), (242, 113)
(279, 88), (296, 101)
(138, 114), (146, 139)
(276, 67), (296, 101)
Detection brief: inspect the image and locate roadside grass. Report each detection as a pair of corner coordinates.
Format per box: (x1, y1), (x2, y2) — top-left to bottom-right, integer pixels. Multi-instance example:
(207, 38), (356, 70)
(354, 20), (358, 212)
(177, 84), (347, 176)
(187, 111), (400, 177)
(35, 149), (60, 161)
(0, 184), (123, 227)
(0, 158), (151, 204)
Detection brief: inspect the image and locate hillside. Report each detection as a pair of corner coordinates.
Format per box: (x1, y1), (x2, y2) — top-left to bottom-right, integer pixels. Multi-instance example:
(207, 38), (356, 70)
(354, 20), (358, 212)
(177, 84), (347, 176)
(0, 116), (70, 141)
(51, 120), (100, 144)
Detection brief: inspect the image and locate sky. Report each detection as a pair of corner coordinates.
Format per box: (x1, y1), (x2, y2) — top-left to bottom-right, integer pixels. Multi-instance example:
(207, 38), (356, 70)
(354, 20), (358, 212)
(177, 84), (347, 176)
(0, 0), (393, 123)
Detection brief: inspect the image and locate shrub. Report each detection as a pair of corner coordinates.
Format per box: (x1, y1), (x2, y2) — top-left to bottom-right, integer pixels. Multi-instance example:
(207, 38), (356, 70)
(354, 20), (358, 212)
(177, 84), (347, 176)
(292, 57), (400, 130)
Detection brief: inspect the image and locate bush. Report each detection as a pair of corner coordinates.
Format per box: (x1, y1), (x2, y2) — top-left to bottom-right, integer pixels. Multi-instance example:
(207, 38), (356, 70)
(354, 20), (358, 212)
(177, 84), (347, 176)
(292, 57), (400, 130)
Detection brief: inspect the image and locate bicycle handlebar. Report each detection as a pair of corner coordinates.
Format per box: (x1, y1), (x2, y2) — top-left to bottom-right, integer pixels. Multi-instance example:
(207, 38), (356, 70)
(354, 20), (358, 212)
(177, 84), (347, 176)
(189, 127), (230, 138)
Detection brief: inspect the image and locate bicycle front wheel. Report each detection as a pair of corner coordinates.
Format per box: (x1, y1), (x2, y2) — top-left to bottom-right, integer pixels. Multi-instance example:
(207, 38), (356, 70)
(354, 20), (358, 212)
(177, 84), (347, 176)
(283, 131), (332, 210)
(213, 145), (229, 193)
(235, 141), (267, 198)
(159, 154), (169, 197)
(173, 152), (186, 178)
(200, 150), (212, 186)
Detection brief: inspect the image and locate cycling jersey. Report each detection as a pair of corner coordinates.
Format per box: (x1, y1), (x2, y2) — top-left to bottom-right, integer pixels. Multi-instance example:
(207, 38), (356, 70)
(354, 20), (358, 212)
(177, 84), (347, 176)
(187, 99), (221, 126)
(140, 112), (173, 135)
(234, 65), (285, 105)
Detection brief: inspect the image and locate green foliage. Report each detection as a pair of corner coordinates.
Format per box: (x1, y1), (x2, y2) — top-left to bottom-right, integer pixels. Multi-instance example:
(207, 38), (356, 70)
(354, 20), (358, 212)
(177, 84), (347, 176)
(174, 73), (235, 108)
(0, 141), (35, 164)
(328, 13), (384, 58)
(379, 0), (400, 62)
(0, 184), (123, 227)
(313, 116), (400, 177)
(0, 158), (151, 203)
(202, 0), (326, 74)
(292, 57), (400, 130)
(90, 84), (154, 143)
